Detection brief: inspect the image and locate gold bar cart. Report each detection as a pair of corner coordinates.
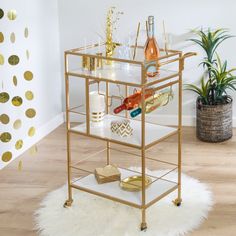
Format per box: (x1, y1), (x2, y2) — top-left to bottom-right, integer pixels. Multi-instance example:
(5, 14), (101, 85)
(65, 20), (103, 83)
(63, 43), (196, 231)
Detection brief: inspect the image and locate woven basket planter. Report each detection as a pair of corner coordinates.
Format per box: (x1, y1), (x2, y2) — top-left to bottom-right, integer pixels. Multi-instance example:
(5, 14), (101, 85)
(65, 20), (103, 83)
(196, 97), (233, 142)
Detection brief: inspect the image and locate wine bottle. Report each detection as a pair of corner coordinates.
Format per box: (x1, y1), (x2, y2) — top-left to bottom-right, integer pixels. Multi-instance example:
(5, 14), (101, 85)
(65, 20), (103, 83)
(144, 16), (160, 77)
(113, 89), (154, 114)
(130, 88), (173, 118)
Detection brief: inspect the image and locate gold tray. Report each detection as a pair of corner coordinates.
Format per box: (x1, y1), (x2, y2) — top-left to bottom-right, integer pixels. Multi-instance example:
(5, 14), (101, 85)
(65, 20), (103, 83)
(120, 175), (152, 192)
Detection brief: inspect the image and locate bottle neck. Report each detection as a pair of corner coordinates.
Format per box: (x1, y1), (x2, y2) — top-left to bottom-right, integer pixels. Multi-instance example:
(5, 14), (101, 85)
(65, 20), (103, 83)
(148, 22), (155, 38)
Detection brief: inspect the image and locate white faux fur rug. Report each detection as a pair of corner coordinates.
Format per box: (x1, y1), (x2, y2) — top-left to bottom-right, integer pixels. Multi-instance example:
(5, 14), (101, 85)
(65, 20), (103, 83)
(34, 169), (213, 236)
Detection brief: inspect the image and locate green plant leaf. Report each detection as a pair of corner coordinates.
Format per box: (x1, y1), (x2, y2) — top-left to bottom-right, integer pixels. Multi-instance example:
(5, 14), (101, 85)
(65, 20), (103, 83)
(189, 28), (235, 104)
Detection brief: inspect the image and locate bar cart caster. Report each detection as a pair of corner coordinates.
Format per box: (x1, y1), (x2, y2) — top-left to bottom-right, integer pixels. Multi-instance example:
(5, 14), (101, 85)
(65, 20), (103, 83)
(172, 198), (182, 207)
(140, 222), (147, 231)
(63, 199), (73, 208)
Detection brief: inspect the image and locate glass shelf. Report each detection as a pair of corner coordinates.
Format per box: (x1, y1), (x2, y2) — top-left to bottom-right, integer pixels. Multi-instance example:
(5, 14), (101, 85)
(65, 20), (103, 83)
(66, 44), (181, 87)
(72, 167), (178, 208)
(70, 114), (178, 149)
(68, 65), (179, 87)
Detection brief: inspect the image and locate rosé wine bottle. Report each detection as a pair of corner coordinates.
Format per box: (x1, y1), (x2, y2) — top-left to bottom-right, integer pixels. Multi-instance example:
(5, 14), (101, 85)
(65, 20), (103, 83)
(144, 16), (160, 77)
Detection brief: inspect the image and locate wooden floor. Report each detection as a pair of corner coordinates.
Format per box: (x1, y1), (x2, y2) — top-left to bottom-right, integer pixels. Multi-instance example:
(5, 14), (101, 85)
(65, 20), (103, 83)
(0, 124), (236, 236)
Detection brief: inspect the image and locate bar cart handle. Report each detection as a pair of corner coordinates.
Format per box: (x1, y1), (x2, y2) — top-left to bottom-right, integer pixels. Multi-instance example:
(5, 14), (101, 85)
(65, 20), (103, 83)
(181, 52), (197, 59)
(179, 52), (197, 71)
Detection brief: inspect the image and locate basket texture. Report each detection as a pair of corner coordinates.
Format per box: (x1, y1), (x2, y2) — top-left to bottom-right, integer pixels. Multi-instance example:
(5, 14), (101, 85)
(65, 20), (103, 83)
(196, 97), (233, 142)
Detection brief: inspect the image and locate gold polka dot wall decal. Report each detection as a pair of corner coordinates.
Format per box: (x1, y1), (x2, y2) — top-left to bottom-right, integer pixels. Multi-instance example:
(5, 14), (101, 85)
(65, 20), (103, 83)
(0, 132), (12, 143)
(26, 50), (30, 60)
(0, 114), (10, 124)
(0, 32), (4, 43)
(13, 75), (17, 86)
(0, 92), (10, 103)
(24, 71), (33, 81)
(10, 32), (15, 43)
(28, 127), (36, 137)
(24, 27), (29, 38)
(25, 108), (36, 118)
(0, 54), (4, 65)
(7, 10), (17, 20)
(13, 119), (22, 129)
(12, 96), (23, 106)
(25, 90), (34, 100)
(8, 55), (20, 65)
(15, 139), (23, 150)
(2, 151), (12, 162)
(0, 9), (4, 19)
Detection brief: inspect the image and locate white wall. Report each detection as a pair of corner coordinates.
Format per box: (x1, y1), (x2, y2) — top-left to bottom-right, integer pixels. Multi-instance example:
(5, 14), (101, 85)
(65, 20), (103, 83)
(57, 0), (236, 126)
(0, 0), (63, 169)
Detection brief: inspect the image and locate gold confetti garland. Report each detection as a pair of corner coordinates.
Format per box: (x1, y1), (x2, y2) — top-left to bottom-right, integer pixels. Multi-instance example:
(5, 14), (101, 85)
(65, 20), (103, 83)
(28, 127), (35, 137)
(12, 96), (23, 106)
(25, 90), (34, 100)
(2, 151), (12, 162)
(0, 54), (4, 65)
(13, 119), (22, 129)
(13, 75), (17, 86)
(26, 50), (30, 60)
(24, 27), (29, 38)
(0, 9), (4, 19)
(25, 108), (36, 118)
(0, 132), (12, 142)
(0, 92), (10, 103)
(15, 139), (23, 150)
(7, 10), (17, 20)
(8, 55), (20, 65)
(0, 114), (10, 124)
(0, 10), (37, 169)
(0, 32), (4, 43)
(10, 32), (15, 43)
(24, 70), (33, 81)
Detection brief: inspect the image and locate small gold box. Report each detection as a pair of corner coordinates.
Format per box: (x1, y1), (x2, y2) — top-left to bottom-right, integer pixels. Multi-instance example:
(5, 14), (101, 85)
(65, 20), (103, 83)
(88, 56), (96, 71)
(82, 55), (88, 69)
(95, 165), (121, 184)
(96, 52), (103, 69)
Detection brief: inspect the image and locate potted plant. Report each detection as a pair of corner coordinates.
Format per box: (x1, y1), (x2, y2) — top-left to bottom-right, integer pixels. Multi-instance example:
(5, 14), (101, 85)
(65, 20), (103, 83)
(186, 28), (236, 142)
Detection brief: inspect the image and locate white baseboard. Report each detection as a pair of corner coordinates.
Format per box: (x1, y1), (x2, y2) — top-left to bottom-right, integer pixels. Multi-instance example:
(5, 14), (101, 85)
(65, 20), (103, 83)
(147, 114), (196, 127)
(0, 113), (64, 170)
(143, 114), (236, 127)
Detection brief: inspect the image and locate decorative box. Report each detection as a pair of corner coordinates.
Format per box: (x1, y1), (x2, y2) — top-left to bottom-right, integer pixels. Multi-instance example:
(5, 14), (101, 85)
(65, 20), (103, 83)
(95, 165), (121, 184)
(111, 119), (133, 137)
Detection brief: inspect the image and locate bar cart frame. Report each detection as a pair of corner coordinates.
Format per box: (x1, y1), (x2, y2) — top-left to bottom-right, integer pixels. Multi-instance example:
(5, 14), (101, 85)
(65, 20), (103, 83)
(63, 43), (196, 231)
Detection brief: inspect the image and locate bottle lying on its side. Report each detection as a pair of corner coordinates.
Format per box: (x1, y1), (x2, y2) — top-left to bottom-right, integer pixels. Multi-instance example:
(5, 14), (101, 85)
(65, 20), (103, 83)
(113, 88), (154, 114)
(130, 88), (174, 118)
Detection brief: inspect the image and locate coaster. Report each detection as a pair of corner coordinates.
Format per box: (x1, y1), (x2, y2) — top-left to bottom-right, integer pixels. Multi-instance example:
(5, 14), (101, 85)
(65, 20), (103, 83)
(95, 165), (121, 184)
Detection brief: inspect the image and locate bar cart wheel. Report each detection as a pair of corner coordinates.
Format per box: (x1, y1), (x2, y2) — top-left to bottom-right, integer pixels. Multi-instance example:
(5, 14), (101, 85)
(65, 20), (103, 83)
(140, 222), (147, 231)
(63, 199), (73, 208)
(172, 198), (182, 207)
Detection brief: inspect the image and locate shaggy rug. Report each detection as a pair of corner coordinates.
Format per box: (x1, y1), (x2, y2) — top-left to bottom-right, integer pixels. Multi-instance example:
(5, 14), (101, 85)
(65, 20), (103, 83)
(34, 169), (213, 236)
